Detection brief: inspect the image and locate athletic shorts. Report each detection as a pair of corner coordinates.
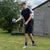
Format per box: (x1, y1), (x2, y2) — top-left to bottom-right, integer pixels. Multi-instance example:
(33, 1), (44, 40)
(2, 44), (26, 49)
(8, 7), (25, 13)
(25, 19), (33, 34)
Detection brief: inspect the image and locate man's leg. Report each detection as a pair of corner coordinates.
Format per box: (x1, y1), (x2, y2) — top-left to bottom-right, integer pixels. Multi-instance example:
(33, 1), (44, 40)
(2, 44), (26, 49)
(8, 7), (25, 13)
(24, 25), (28, 46)
(23, 33), (28, 49)
(25, 33), (28, 46)
(29, 33), (36, 46)
(29, 33), (34, 43)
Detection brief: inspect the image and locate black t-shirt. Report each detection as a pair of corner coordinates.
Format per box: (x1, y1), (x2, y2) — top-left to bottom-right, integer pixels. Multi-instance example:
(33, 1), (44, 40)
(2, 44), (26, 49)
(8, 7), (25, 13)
(21, 8), (32, 21)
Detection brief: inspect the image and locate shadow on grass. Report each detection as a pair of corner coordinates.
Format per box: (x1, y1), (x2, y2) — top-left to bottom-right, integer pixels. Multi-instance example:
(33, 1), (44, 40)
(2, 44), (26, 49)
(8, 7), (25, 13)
(0, 31), (24, 36)
(11, 33), (24, 36)
(0, 31), (10, 34)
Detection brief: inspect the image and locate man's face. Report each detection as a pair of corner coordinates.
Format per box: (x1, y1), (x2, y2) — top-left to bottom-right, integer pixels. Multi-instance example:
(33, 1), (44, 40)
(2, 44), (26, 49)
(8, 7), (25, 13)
(21, 4), (26, 9)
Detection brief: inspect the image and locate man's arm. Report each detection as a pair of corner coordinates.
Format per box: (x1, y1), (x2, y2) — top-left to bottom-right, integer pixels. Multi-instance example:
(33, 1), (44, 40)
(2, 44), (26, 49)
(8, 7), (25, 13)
(25, 13), (32, 25)
(15, 15), (23, 23)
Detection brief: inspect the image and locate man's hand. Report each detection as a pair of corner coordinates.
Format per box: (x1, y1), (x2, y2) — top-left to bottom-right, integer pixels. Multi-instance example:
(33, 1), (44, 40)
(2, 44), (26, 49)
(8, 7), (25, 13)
(24, 21), (28, 25)
(14, 15), (23, 23)
(14, 20), (17, 23)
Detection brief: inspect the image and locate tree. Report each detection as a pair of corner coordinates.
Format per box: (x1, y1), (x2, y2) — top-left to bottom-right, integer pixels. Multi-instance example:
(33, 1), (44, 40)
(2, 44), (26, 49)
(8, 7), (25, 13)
(0, 0), (31, 33)
(0, 0), (22, 32)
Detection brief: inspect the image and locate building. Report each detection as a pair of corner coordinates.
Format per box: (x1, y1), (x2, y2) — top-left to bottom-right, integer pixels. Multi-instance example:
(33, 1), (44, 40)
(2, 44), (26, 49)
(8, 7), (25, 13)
(32, 0), (50, 37)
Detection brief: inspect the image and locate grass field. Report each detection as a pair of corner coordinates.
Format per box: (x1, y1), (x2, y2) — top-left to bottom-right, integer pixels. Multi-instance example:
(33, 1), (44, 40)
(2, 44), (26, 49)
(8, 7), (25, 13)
(0, 29), (50, 50)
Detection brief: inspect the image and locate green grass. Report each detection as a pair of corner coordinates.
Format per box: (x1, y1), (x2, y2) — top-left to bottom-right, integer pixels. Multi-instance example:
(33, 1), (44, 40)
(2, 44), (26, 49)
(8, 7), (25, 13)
(0, 29), (50, 50)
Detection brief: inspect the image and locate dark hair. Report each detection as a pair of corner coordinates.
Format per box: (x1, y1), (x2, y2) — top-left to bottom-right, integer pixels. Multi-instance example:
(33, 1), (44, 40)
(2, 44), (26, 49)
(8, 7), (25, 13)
(21, 2), (26, 6)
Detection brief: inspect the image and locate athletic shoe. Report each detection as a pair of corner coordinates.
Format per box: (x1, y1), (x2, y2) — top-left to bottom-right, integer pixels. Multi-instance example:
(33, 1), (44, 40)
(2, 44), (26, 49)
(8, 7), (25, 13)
(31, 43), (36, 46)
(23, 46), (28, 49)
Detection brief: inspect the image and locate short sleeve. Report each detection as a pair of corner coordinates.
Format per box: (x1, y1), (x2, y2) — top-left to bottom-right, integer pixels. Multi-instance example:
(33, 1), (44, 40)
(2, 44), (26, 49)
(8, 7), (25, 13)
(28, 8), (32, 14)
(21, 11), (23, 16)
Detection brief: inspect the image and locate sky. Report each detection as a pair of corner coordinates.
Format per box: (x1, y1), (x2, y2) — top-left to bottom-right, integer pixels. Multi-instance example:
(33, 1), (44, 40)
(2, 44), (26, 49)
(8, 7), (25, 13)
(21, 0), (47, 9)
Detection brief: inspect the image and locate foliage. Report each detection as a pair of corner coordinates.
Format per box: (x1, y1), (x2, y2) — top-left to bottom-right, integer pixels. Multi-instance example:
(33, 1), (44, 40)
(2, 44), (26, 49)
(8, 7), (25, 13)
(0, 0), (31, 33)
(0, 0), (22, 32)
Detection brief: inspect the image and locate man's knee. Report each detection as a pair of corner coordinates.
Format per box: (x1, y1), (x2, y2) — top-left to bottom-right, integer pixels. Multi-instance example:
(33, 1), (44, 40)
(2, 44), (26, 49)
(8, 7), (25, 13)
(25, 33), (28, 36)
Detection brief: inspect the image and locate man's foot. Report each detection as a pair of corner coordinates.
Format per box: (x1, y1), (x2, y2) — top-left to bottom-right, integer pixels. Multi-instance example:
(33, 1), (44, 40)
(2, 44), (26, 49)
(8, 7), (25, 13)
(31, 43), (36, 46)
(23, 46), (28, 49)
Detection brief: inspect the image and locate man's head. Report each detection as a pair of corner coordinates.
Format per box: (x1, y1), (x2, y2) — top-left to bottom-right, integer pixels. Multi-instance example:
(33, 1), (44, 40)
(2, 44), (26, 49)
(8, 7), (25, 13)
(21, 2), (27, 9)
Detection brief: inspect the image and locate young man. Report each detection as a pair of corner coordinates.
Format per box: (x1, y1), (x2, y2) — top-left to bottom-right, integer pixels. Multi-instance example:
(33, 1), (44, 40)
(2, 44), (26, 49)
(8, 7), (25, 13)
(15, 2), (36, 49)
